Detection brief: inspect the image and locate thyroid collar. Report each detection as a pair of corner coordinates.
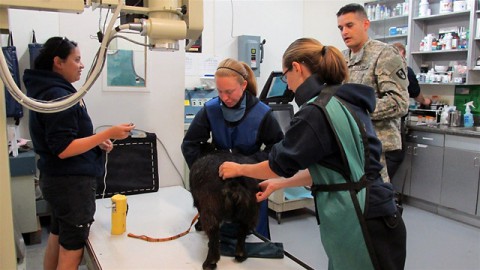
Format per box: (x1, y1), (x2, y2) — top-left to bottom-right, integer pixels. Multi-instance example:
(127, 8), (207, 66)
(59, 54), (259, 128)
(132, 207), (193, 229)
(220, 92), (247, 122)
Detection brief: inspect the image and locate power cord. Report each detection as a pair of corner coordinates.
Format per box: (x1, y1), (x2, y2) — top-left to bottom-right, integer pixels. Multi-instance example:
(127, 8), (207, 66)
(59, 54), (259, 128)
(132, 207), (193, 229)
(101, 139), (116, 201)
(100, 139), (116, 208)
(155, 136), (186, 188)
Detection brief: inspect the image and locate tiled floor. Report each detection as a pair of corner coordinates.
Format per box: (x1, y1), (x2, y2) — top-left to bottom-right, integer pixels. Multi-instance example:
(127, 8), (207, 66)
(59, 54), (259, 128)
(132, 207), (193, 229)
(269, 204), (480, 270)
(23, 204), (480, 269)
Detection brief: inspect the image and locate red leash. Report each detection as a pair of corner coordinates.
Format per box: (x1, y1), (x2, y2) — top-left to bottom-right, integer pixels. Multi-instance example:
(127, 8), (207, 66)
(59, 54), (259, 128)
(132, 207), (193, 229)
(127, 213), (199, 242)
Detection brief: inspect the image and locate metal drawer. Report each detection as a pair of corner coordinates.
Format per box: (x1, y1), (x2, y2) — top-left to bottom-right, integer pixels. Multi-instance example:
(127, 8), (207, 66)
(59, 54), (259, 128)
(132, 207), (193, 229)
(406, 131), (444, 147)
(445, 135), (480, 152)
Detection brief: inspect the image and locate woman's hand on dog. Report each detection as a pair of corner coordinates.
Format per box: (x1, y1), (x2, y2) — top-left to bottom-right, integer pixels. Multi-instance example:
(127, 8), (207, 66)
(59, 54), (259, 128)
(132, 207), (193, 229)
(219, 161), (241, 179)
(256, 178), (283, 202)
(220, 160), (279, 180)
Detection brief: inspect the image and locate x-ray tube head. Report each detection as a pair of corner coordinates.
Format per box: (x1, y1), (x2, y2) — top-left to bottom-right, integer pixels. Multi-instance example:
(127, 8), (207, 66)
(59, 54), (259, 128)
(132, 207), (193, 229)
(141, 17), (186, 51)
(143, 0), (186, 51)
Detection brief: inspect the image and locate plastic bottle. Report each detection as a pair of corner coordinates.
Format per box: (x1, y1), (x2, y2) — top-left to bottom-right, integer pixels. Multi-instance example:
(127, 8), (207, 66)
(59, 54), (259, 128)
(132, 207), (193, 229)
(444, 33), (453, 50)
(459, 27), (468, 49)
(396, 3), (402, 16)
(367, 5), (373, 20)
(403, 0), (409, 15)
(419, 0), (429, 17)
(440, 105), (451, 125)
(375, 4), (381, 20)
(464, 101), (475, 127)
(427, 68), (435, 83)
(432, 37), (438, 51)
(452, 32), (459, 49)
(425, 34), (434, 51)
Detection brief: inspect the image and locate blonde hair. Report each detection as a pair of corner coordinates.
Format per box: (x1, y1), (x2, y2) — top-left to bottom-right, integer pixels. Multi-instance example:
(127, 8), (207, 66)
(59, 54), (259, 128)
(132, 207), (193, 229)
(283, 38), (348, 85)
(215, 58), (257, 96)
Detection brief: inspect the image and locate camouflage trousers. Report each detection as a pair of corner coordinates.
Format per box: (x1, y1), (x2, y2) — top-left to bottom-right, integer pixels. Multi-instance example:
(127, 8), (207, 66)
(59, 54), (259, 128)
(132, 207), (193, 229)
(379, 152), (390, 183)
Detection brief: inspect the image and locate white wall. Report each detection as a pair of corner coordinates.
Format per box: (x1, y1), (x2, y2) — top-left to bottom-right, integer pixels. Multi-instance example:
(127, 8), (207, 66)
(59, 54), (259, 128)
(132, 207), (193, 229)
(303, 0), (363, 51)
(186, 0), (304, 91)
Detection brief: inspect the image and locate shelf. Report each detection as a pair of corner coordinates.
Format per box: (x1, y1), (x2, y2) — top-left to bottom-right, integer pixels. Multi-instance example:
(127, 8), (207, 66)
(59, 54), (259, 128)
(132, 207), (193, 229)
(370, 14), (408, 23)
(364, 0), (406, 5)
(372, 34), (408, 40)
(365, 0), (479, 84)
(411, 49), (469, 55)
(419, 82), (464, 86)
(413, 10), (470, 21)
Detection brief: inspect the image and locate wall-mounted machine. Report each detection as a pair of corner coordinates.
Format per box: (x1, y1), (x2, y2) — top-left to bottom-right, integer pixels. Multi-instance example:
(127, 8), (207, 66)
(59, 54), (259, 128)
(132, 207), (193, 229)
(238, 35), (265, 77)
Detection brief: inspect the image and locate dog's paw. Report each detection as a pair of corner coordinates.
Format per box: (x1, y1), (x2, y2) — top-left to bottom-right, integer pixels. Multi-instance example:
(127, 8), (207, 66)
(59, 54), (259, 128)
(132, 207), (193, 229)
(202, 261), (217, 270)
(234, 253), (247, 262)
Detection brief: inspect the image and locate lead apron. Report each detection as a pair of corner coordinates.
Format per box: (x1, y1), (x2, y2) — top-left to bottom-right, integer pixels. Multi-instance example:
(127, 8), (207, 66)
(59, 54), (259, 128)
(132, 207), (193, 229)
(308, 88), (379, 270)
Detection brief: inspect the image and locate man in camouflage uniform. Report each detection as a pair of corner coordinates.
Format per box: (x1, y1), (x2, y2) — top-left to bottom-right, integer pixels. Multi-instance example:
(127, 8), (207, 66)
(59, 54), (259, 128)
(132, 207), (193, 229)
(337, 3), (409, 183)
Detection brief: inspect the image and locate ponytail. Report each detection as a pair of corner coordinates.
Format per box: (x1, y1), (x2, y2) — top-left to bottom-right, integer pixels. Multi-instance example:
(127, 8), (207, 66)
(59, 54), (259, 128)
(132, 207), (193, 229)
(283, 38), (348, 85)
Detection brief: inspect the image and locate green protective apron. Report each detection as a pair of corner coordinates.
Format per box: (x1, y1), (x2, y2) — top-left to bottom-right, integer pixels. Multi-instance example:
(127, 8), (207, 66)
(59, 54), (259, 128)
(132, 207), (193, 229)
(308, 86), (380, 270)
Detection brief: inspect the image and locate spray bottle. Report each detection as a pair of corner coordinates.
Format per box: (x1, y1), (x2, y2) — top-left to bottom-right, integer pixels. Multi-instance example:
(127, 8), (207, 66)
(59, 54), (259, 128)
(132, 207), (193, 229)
(464, 101), (475, 127)
(440, 105), (451, 125)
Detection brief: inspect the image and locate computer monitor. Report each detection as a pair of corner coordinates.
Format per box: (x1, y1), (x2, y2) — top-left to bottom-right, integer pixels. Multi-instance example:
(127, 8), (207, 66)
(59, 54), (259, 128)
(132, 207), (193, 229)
(260, 71), (295, 134)
(259, 71), (294, 104)
(269, 103), (294, 134)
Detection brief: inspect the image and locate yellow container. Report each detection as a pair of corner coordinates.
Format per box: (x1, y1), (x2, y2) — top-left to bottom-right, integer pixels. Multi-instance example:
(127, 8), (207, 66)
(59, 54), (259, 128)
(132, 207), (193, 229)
(111, 194), (127, 235)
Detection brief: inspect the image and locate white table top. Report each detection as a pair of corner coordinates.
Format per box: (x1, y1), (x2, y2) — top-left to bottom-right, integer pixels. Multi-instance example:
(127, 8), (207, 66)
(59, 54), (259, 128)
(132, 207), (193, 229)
(86, 186), (309, 269)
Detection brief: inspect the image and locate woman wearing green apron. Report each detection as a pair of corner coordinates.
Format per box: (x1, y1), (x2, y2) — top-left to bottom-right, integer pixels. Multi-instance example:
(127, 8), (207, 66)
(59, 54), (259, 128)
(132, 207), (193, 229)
(219, 38), (406, 270)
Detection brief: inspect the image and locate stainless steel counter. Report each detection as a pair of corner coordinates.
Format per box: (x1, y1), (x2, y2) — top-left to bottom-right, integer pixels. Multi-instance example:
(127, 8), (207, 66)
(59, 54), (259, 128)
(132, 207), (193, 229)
(397, 122), (480, 228)
(407, 122), (480, 138)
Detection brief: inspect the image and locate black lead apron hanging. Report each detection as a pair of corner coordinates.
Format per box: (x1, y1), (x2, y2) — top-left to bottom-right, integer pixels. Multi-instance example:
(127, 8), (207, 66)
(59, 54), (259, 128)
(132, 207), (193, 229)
(28, 30), (43, 69)
(2, 31), (23, 124)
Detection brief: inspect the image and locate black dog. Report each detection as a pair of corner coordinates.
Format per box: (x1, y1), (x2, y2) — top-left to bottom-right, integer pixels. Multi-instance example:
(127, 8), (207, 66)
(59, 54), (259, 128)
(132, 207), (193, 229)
(189, 151), (260, 270)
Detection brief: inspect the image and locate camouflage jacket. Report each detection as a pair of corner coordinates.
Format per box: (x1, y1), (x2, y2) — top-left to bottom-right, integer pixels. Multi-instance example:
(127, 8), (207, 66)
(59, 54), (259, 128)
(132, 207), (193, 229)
(343, 39), (409, 152)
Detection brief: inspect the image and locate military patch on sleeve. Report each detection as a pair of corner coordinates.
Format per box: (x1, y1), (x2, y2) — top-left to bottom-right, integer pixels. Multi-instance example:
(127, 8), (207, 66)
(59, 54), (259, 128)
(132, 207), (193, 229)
(396, 68), (407, 80)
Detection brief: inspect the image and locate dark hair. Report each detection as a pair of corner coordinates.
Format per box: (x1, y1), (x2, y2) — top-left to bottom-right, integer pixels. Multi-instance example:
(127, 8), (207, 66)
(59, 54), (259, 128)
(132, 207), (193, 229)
(215, 58), (257, 96)
(282, 38), (348, 85)
(336, 3), (368, 19)
(34, 36), (78, 71)
(392, 42), (406, 57)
